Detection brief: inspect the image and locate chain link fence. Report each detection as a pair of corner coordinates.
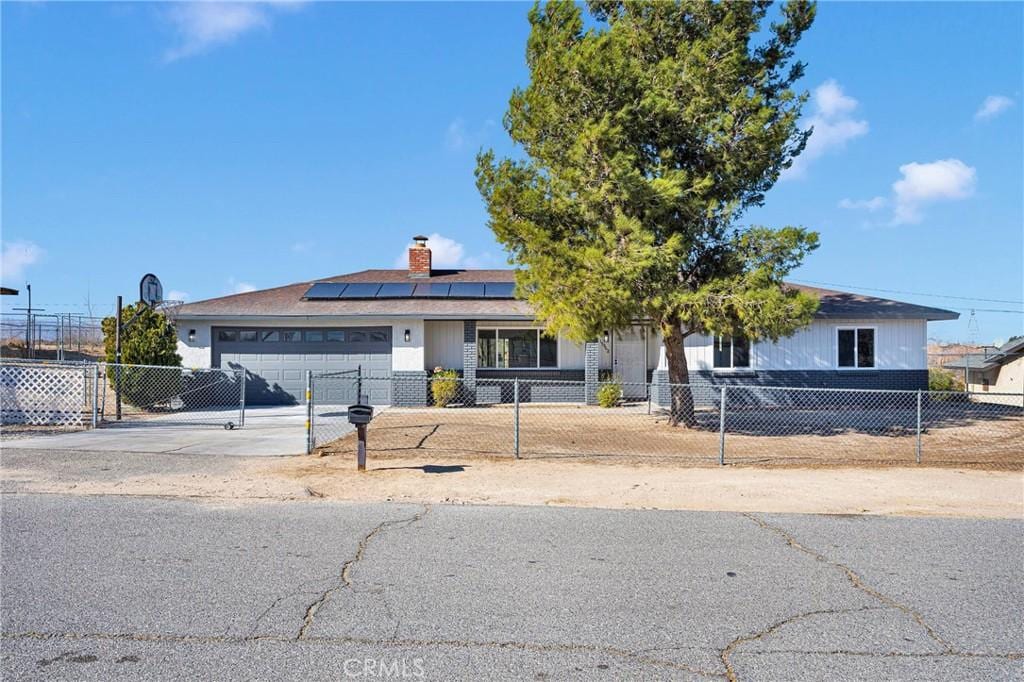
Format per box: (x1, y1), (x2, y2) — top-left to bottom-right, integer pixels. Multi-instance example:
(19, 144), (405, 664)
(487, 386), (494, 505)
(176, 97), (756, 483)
(1, 359), (246, 435)
(1, 313), (105, 361)
(310, 376), (1023, 467)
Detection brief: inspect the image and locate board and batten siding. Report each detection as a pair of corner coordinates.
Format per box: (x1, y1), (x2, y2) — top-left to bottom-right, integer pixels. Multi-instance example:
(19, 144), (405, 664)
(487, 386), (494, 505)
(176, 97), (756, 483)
(676, 319), (927, 371)
(424, 320), (464, 370)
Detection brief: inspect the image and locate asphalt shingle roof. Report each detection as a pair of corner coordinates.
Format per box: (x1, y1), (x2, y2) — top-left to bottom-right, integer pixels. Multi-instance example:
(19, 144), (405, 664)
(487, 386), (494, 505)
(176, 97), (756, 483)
(174, 269), (959, 321)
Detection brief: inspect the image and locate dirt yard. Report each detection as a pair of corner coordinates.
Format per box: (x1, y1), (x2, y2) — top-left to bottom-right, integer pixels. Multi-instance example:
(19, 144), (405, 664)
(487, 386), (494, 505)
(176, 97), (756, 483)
(4, 448), (1019, 518)
(314, 404), (1024, 470)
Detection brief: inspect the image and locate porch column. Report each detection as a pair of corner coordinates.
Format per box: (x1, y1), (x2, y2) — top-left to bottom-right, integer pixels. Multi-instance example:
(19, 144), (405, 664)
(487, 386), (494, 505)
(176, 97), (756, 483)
(462, 320), (477, 405)
(585, 341), (600, 405)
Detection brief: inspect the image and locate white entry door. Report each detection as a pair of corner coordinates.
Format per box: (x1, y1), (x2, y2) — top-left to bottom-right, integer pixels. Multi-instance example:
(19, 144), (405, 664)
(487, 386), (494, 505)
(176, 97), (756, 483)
(613, 328), (647, 399)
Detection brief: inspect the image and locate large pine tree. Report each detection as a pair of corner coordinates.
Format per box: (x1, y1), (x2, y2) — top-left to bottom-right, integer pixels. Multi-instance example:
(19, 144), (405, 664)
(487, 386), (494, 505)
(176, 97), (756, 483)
(477, 0), (821, 425)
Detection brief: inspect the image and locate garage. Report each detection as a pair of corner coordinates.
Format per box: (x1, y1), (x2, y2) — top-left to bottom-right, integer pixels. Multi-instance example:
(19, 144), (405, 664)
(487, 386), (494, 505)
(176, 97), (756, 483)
(213, 326), (392, 405)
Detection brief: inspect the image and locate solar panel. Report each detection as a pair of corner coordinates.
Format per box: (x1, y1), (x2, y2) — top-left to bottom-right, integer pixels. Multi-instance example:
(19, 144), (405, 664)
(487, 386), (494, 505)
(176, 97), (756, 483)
(376, 283), (415, 298)
(449, 283), (486, 298)
(412, 283), (451, 297)
(303, 283), (348, 299)
(483, 282), (515, 298)
(338, 283), (382, 298)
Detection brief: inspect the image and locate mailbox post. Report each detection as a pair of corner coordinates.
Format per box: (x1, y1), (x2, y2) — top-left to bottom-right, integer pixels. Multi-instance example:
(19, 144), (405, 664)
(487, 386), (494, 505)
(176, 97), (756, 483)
(347, 404), (374, 471)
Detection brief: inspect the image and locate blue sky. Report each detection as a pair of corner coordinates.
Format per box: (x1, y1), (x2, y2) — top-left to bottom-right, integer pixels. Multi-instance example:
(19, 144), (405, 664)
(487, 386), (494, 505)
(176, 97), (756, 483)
(2, 1), (1021, 344)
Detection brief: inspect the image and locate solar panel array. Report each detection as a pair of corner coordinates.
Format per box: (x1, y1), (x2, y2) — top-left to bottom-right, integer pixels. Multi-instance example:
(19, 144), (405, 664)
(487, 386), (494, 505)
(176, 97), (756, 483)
(303, 282), (516, 300)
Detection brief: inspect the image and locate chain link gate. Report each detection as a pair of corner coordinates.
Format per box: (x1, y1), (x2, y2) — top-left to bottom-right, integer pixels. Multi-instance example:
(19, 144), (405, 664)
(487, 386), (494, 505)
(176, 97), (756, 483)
(1, 359), (247, 433)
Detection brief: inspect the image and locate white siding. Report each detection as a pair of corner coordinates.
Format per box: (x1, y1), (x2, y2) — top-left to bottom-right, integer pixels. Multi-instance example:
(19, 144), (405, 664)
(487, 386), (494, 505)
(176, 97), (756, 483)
(425, 320), (463, 370)
(649, 319), (929, 371)
(559, 337), (585, 370)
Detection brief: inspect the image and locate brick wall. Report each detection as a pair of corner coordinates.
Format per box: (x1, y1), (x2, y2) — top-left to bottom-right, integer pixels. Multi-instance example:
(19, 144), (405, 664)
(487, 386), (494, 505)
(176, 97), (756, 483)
(391, 371), (428, 407)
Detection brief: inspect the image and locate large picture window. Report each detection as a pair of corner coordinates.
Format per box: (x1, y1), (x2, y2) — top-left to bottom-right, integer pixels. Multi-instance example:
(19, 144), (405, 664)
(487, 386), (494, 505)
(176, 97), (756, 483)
(837, 327), (875, 368)
(713, 335), (751, 369)
(477, 328), (558, 368)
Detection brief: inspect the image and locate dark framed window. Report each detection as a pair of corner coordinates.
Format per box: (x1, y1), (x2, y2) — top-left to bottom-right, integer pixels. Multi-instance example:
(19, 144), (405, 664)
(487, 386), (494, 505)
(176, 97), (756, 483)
(239, 330), (258, 342)
(838, 328), (875, 368)
(304, 330), (324, 342)
(349, 331), (366, 343)
(282, 330), (301, 343)
(713, 336), (751, 369)
(369, 331), (389, 343)
(326, 330), (345, 342)
(217, 330), (237, 342)
(477, 328), (558, 369)
(261, 330), (280, 342)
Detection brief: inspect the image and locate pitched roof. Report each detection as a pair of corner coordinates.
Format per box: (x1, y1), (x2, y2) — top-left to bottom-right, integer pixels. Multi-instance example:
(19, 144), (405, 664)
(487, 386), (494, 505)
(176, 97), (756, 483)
(173, 269), (959, 321)
(944, 337), (1024, 371)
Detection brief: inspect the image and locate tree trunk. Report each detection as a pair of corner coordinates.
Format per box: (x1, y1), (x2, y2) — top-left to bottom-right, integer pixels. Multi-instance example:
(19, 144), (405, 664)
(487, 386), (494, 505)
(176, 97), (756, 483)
(661, 319), (697, 427)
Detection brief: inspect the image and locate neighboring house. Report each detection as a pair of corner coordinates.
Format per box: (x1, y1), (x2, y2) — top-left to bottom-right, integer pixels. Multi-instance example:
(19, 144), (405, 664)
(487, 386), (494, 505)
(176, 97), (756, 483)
(173, 236), (958, 406)
(945, 338), (1024, 406)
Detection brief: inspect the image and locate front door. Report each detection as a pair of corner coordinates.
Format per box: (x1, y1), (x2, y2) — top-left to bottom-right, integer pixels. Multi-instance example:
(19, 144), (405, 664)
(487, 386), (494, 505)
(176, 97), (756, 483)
(613, 328), (647, 400)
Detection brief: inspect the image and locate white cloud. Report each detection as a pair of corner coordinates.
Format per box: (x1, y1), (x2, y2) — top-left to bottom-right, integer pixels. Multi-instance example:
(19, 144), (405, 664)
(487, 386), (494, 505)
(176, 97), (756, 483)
(162, 2), (305, 62)
(227, 277), (257, 294)
(838, 196), (886, 212)
(784, 80), (869, 179)
(393, 233), (497, 269)
(166, 289), (191, 302)
(0, 240), (44, 283)
(445, 119), (467, 150)
(444, 117), (495, 151)
(891, 159), (976, 224)
(974, 95), (1014, 121)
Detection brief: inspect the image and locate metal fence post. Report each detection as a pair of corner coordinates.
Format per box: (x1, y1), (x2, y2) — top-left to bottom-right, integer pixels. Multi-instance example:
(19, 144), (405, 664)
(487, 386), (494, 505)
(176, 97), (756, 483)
(915, 389), (922, 464)
(718, 385), (727, 466)
(305, 370), (314, 454)
(238, 370), (246, 428)
(513, 377), (520, 459)
(91, 363), (99, 428)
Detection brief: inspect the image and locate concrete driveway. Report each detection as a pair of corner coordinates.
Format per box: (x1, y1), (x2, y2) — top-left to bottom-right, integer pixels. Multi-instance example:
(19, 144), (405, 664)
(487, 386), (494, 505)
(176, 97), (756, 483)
(5, 406), (323, 457)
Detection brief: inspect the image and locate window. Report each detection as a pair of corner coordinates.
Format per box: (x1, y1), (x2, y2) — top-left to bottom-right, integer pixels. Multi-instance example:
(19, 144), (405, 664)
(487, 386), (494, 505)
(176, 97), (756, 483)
(217, 330), (237, 342)
(261, 331), (280, 342)
(326, 330), (345, 342)
(282, 330), (301, 343)
(239, 330), (258, 342)
(837, 328), (875, 368)
(477, 328), (558, 368)
(369, 331), (389, 343)
(713, 336), (751, 369)
(304, 330), (324, 342)
(349, 331), (366, 343)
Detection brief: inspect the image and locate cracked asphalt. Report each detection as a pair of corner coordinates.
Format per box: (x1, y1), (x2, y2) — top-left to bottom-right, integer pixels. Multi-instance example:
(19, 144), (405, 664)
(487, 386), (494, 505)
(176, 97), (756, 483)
(1, 493), (1021, 680)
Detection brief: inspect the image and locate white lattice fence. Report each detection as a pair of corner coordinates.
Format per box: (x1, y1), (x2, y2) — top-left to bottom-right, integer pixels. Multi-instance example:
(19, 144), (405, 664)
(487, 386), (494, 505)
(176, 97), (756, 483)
(0, 364), (88, 426)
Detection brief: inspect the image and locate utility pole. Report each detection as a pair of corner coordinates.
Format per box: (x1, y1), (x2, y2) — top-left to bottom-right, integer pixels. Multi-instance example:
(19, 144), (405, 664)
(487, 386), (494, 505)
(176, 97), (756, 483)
(12, 283), (41, 359)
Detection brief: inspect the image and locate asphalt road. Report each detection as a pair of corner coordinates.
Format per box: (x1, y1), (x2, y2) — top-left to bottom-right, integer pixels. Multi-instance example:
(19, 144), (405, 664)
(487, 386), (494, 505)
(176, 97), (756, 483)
(1, 494), (1021, 681)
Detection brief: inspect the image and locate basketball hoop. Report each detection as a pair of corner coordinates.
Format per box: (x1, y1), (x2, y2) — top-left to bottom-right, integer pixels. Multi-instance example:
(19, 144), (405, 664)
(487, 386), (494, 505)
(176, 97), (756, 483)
(140, 273), (163, 308)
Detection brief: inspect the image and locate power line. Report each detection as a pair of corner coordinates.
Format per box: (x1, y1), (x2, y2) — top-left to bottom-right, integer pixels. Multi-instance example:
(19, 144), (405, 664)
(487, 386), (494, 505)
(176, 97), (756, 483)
(791, 279), (1024, 306)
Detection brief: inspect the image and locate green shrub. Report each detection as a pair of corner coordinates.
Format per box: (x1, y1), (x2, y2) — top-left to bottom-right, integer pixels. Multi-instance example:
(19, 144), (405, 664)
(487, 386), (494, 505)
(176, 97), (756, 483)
(596, 381), (622, 408)
(101, 303), (182, 409)
(929, 367), (964, 392)
(431, 368), (459, 407)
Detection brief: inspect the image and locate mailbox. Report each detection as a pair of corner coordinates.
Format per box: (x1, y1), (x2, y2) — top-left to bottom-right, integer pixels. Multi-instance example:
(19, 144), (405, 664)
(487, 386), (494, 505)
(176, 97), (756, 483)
(347, 404), (374, 425)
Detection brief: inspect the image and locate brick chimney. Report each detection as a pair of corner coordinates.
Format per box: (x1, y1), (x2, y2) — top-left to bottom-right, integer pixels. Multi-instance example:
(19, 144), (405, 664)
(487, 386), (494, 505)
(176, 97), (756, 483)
(408, 235), (431, 278)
